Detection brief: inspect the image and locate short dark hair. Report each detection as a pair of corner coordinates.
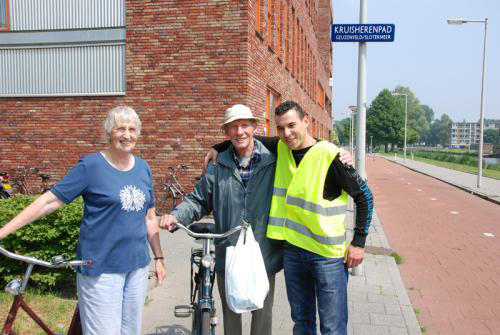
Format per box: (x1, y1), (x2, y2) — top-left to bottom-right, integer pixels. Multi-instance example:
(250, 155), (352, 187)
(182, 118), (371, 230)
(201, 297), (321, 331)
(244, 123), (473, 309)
(274, 100), (305, 119)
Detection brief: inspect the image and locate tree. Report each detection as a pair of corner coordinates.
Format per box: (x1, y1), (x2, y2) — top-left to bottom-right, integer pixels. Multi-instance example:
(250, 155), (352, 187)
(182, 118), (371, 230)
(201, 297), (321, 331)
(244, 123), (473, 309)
(330, 124), (340, 145)
(484, 128), (499, 144)
(333, 118), (350, 146)
(428, 114), (452, 147)
(367, 89), (403, 152)
(392, 86), (431, 145)
(421, 105), (434, 124)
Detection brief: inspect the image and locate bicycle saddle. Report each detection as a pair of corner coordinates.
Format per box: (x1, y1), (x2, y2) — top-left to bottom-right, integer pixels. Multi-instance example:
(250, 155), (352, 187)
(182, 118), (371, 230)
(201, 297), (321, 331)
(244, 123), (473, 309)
(39, 174), (51, 180)
(39, 173), (50, 180)
(189, 222), (216, 234)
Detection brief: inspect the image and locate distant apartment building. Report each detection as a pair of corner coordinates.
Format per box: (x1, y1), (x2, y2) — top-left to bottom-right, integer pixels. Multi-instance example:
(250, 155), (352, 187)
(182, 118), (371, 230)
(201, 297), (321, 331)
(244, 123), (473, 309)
(0, 0), (333, 190)
(450, 119), (500, 148)
(450, 122), (480, 148)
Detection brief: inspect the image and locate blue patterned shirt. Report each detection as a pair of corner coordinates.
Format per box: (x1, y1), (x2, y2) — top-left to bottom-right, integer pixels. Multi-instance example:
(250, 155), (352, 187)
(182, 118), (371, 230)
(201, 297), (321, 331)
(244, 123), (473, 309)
(232, 143), (261, 188)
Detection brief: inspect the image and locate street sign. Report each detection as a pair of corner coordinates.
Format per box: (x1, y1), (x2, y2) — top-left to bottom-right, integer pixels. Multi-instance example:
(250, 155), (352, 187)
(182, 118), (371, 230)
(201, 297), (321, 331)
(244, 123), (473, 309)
(332, 24), (395, 42)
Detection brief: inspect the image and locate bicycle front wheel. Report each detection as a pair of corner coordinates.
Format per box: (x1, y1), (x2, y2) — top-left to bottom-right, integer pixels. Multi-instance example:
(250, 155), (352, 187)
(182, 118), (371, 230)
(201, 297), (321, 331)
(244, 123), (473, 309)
(200, 310), (211, 335)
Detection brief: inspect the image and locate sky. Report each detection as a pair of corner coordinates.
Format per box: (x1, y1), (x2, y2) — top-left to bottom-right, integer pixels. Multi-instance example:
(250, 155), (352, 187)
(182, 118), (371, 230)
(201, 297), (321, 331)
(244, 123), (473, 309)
(331, 0), (500, 123)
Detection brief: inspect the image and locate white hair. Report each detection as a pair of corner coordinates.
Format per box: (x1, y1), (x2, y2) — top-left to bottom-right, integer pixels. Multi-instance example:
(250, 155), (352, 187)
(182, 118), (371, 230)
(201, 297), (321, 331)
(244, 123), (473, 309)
(103, 105), (142, 142)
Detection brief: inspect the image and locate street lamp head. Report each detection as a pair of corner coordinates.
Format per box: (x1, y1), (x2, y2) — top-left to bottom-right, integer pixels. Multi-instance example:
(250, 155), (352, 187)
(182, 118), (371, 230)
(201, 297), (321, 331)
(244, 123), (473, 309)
(447, 18), (466, 25)
(391, 92), (406, 97)
(348, 105), (357, 112)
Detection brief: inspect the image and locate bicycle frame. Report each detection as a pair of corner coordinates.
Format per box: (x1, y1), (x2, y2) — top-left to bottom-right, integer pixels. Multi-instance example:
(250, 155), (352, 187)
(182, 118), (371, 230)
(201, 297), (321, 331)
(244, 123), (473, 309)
(156, 165), (187, 215)
(173, 221), (248, 335)
(0, 245), (91, 335)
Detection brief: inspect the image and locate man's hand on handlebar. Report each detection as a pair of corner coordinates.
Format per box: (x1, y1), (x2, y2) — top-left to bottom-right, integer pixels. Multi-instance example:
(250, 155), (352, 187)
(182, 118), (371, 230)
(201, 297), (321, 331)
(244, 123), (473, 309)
(159, 214), (178, 232)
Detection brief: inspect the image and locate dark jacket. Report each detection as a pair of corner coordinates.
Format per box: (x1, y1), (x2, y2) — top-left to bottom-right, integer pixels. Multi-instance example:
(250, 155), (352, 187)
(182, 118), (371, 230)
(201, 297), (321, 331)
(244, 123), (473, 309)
(173, 139), (283, 274)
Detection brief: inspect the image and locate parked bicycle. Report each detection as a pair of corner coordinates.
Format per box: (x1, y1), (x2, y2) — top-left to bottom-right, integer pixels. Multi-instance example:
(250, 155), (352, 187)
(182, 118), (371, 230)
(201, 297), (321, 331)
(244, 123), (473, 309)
(155, 164), (188, 215)
(11, 167), (53, 195)
(0, 172), (13, 198)
(171, 220), (249, 335)
(0, 244), (91, 335)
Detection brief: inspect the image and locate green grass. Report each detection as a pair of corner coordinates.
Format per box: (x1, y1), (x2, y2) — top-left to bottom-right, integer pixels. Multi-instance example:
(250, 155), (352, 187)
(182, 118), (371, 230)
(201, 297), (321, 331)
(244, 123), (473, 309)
(389, 252), (404, 264)
(379, 152), (500, 180)
(411, 156), (500, 180)
(0, 290), (77, 335)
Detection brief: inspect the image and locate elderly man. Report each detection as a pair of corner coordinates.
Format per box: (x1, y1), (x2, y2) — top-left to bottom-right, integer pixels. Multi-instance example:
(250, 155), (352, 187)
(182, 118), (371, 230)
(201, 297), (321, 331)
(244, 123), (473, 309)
(160, 104), (282, 335)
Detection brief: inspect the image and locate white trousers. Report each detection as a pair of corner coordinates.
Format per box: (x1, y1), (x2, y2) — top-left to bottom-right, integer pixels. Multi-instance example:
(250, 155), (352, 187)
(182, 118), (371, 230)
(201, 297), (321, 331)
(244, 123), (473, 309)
(76, 266), (149, 335)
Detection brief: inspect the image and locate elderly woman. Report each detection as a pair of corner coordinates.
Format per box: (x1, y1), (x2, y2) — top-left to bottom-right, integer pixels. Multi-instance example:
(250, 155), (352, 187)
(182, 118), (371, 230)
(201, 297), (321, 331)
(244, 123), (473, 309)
(0, 105), (165, 334)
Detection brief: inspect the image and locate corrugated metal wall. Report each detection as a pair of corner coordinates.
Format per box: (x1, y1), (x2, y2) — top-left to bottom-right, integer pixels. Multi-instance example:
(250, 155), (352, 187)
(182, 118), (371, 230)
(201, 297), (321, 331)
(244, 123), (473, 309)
(0, 44), (125, 96)
(10, 0), (125, 30)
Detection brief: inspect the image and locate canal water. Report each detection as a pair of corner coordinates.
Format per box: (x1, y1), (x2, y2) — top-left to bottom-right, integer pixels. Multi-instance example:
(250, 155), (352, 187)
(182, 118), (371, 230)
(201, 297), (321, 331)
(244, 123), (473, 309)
(484, 157), (500, 166)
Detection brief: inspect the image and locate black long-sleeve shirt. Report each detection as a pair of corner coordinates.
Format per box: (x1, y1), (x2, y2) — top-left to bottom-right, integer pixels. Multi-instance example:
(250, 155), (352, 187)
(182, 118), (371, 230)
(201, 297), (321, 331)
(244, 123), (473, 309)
(214, 136), (374, 248)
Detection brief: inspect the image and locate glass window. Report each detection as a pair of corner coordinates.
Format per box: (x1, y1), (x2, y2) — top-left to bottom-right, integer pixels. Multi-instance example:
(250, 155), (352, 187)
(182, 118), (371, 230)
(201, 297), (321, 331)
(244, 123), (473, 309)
(0, 0), (8, 29)
(267, 88), (281, 136)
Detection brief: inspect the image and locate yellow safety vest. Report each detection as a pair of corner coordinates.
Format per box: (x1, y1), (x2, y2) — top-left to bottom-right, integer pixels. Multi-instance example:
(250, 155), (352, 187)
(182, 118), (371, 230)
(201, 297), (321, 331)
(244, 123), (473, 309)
(267, 140), (348, 258)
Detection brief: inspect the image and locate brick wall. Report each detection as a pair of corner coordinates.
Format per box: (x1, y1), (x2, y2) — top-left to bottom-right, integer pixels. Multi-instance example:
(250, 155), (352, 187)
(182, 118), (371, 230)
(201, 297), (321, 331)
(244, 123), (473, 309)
(0, 0), (332, 197)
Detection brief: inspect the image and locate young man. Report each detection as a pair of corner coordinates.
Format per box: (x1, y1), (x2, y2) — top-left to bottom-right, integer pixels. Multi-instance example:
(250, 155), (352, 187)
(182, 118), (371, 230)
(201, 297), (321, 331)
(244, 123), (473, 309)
(267, 100), (373, 335)
(159, 104), (282, 335)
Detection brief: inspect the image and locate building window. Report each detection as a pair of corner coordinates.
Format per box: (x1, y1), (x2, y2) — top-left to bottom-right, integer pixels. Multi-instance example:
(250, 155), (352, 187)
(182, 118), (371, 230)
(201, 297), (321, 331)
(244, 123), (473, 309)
(291, 8), (296, 76)
(0, 0), (125, 97)
(267, 88), (281, 135)
(0, 0), (9, 31)
(256, 0), (261, 33)
(276, 0), (281, 57)
(284, 1), (289, 67)
(296, 19), (300, 80)
(316, 82), (325, 108)
(267, 0), (273, 48)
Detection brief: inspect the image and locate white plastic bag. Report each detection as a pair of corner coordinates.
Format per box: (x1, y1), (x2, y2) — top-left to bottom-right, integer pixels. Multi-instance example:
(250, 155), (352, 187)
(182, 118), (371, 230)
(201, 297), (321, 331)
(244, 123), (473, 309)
(225, 226), (269, 313)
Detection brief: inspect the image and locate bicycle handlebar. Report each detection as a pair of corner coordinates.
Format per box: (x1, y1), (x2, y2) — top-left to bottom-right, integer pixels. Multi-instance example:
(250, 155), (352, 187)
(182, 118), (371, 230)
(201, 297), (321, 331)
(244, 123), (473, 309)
(175, 221), (249, 240)
(0, 244), (92, 268)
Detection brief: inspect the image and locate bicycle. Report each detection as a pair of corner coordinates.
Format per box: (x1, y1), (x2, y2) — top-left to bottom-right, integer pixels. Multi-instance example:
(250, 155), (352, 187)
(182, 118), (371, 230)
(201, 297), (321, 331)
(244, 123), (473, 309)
(0, 244), (92, 335)
(11, 167), (53, 195)
(172, 220), (249, 335)
(155, 164), (188, 215)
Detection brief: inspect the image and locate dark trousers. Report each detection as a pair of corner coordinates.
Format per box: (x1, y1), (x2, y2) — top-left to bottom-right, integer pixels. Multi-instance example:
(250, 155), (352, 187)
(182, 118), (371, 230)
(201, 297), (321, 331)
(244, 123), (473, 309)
(284, 242), (348, 335)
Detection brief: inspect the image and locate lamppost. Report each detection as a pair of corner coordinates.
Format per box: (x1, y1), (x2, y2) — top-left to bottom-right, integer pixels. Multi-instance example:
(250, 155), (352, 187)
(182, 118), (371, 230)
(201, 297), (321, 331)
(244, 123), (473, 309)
(348, 105), (357, 156)
(447, 18), (488, 188)
(392, 92), (408, 162)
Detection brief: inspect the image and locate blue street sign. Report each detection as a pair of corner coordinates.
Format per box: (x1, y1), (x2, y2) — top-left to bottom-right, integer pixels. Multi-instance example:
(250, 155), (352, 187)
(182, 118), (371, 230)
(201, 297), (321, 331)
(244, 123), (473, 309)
(332, 24), (395, 42)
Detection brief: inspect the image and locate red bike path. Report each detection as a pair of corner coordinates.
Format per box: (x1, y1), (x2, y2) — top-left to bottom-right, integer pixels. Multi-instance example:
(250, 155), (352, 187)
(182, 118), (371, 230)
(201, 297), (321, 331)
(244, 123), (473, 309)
(367, 157), (500, 335)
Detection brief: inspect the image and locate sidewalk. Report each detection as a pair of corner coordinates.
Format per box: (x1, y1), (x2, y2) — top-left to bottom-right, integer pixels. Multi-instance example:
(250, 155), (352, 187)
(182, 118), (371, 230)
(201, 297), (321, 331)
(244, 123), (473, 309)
(142, 208), (422, 335)
(383, 155), (500, 204)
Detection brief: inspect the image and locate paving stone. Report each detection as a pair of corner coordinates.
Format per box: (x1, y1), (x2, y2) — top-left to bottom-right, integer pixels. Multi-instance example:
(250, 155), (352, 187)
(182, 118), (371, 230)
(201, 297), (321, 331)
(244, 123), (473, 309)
(385, 303), (403, 316)
(348, 310), (370, 325)
(353, 324), (390, 335)
(370, 313), (406, 327)
(390, 327), (409, 335)
(368, 293), (400, 305)
(352, 301), (385, 314)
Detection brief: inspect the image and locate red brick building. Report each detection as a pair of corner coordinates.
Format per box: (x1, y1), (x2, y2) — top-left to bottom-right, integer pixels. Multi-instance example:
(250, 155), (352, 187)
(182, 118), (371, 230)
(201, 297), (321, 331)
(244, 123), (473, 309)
(0, 0), (332, 193)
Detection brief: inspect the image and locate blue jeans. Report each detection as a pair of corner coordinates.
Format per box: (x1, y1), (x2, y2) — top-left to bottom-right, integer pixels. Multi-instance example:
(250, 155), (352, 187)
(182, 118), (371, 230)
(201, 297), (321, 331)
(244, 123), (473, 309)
(77, 265), (149, 335)
(283, 242), (348, 335)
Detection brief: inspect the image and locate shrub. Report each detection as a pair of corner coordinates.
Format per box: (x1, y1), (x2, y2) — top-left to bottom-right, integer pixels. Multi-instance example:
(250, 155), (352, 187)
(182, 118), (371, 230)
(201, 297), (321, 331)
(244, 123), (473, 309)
(0, 195), (83, 291)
